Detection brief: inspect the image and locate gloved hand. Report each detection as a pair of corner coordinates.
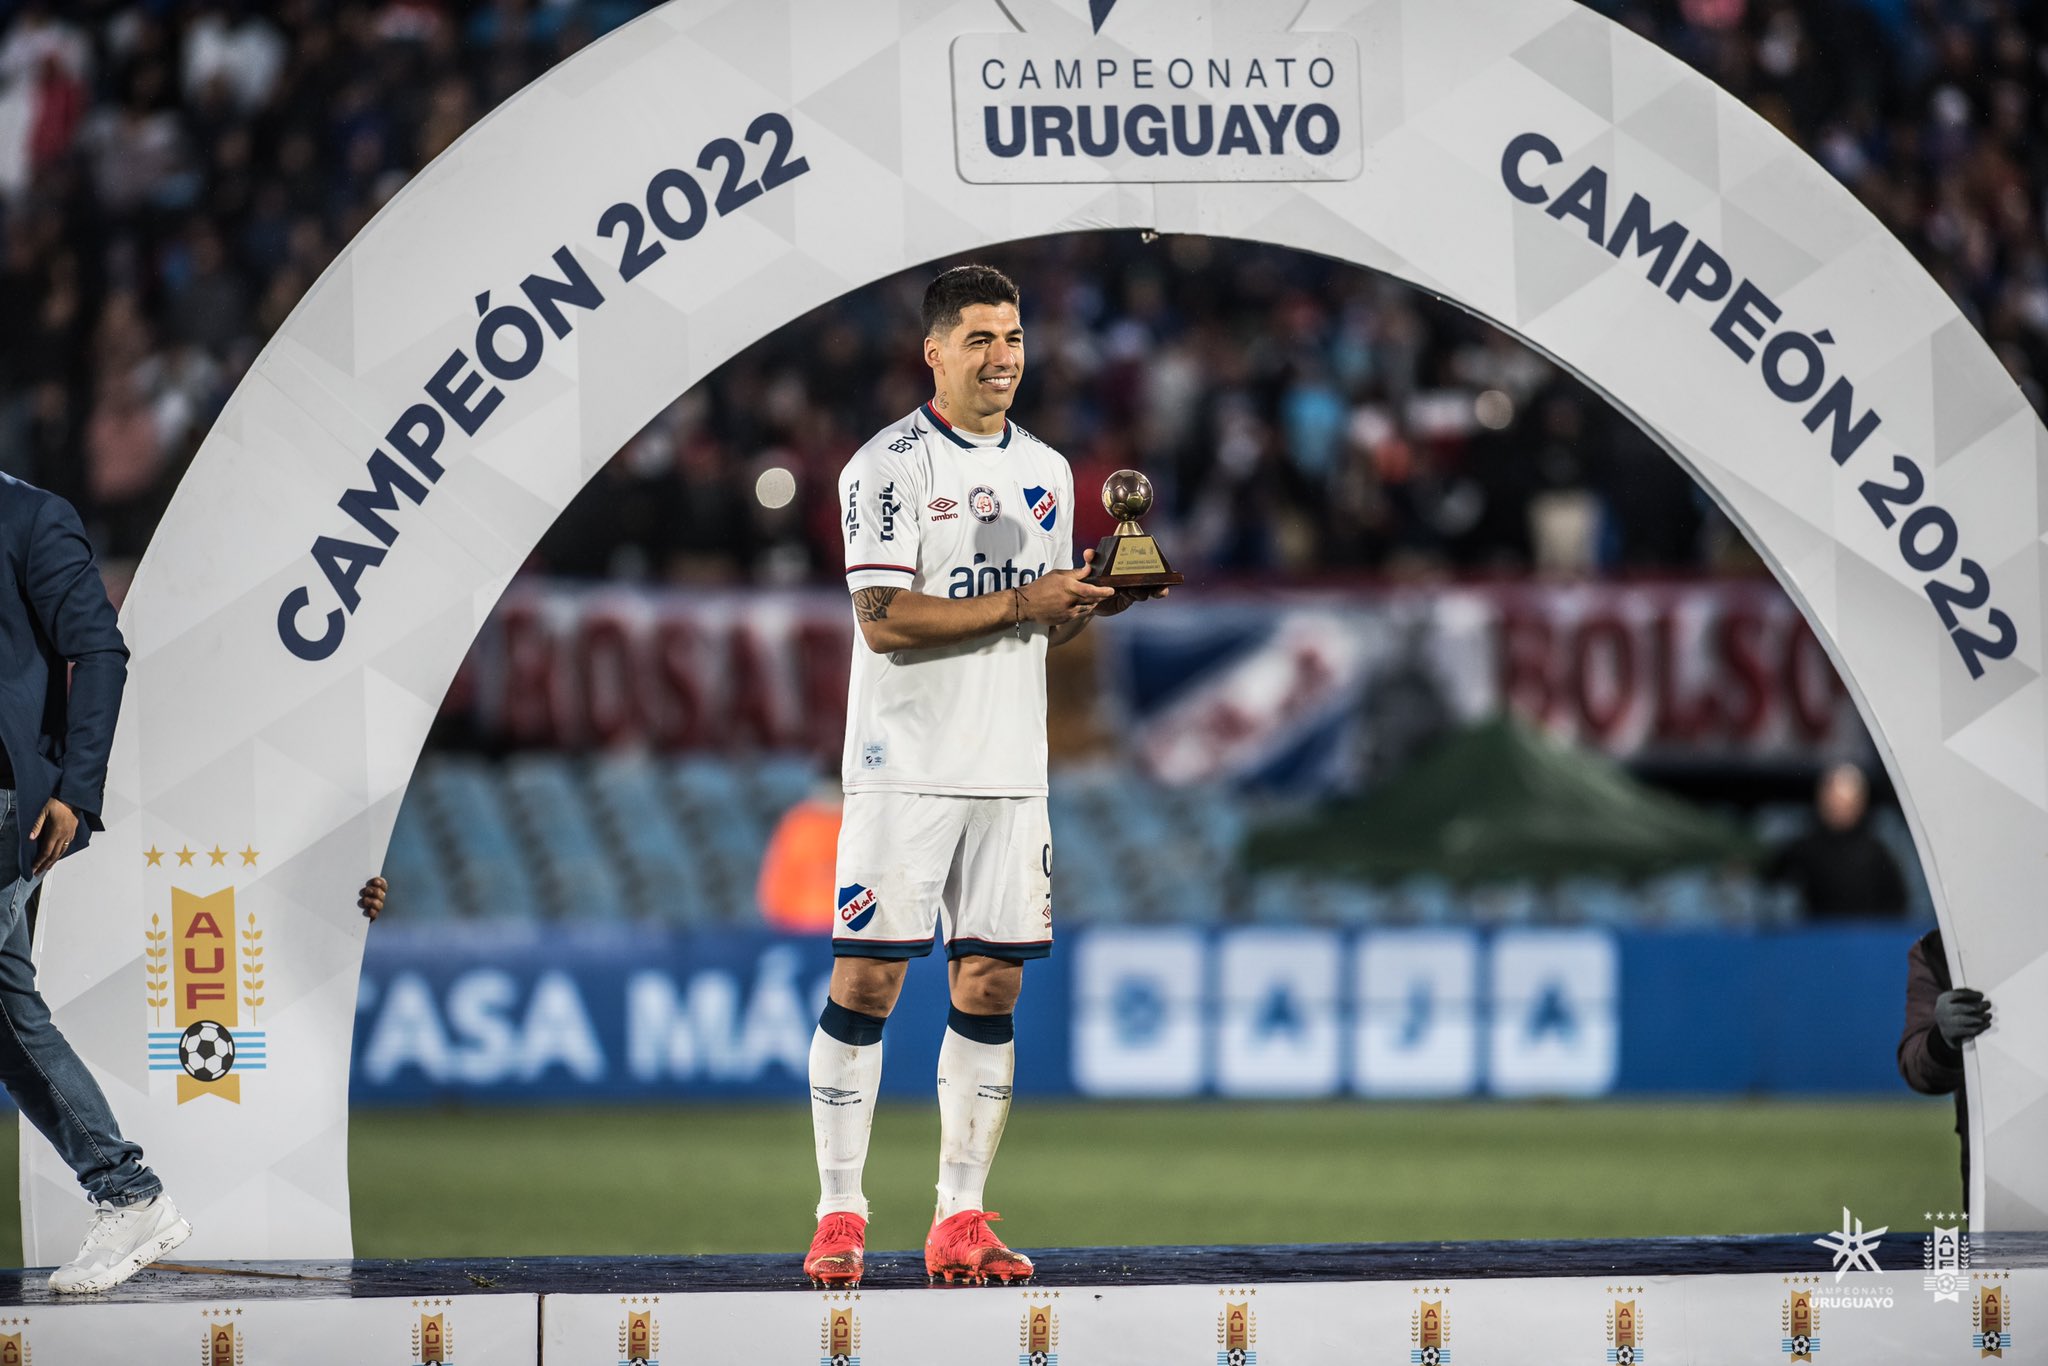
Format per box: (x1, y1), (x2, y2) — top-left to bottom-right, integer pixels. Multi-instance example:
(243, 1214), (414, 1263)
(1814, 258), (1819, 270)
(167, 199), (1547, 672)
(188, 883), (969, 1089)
(1934, 988), (1992, 1049)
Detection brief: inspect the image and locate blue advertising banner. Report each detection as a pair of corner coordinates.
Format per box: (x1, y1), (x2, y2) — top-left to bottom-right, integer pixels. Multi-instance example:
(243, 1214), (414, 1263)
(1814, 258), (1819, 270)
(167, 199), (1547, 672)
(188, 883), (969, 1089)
(350, 924), (1918, 1104)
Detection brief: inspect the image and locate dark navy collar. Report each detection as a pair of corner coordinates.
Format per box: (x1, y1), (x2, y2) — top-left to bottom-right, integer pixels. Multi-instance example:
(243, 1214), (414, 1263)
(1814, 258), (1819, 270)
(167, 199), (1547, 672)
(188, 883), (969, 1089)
(923, 401), (1010, 449)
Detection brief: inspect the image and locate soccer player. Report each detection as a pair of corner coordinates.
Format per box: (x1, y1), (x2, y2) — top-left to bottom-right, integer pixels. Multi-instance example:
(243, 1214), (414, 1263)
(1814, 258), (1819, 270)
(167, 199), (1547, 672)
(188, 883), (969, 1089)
(804, 264), (1161, 1287)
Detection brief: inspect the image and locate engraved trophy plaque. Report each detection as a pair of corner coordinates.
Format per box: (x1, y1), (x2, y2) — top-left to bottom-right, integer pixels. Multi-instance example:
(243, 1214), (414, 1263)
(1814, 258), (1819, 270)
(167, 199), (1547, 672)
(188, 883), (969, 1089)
(1087, 469), (1184, 588)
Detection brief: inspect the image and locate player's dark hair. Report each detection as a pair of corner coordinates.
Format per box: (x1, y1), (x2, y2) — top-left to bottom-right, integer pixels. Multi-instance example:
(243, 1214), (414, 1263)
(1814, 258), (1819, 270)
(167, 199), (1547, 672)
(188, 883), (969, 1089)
(922, 264), (1020, 338)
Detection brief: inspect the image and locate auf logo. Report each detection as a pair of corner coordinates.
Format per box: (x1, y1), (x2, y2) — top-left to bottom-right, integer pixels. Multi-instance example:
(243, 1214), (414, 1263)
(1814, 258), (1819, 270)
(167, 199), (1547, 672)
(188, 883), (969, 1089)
(1089, 0), (1118, 31)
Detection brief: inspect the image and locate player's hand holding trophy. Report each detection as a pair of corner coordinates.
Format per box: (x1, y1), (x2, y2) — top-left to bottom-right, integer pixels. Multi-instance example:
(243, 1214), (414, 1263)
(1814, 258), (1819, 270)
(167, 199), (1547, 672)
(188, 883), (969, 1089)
(1085, 470), (1183, 598)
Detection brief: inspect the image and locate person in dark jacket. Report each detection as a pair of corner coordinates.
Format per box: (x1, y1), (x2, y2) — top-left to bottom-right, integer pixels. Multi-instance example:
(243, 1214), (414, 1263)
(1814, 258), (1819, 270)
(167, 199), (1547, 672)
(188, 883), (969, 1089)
(1765, 763), (1908, 920)
(1898, 925), (1992, 1205)
(0, 472), (190, 1292)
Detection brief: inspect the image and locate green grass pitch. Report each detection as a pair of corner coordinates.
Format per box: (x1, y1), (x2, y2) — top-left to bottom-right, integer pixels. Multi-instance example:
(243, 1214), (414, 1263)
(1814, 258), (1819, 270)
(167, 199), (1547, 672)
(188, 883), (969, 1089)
(0, 1099), (1965, 1263)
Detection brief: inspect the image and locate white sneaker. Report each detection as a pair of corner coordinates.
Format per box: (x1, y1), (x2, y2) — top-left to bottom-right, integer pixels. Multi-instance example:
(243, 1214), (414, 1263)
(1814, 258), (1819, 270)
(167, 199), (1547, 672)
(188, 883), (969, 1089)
(49, 1194), (192, 1294)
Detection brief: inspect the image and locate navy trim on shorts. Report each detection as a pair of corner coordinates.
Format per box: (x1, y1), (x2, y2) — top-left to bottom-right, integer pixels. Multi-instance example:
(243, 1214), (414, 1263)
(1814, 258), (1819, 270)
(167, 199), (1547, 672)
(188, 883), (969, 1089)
(946, 937), (1053, 962)
(833, 936), (936, 961)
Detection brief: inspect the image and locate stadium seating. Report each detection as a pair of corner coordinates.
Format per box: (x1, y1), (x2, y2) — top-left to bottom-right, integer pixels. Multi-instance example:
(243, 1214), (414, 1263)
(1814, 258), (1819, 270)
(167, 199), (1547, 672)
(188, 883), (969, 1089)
(379, 754), (1934, 931)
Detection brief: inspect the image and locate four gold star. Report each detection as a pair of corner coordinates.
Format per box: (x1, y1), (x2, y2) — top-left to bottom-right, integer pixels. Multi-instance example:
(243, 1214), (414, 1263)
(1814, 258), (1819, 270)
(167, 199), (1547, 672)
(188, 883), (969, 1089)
(146, 843), (260, 870)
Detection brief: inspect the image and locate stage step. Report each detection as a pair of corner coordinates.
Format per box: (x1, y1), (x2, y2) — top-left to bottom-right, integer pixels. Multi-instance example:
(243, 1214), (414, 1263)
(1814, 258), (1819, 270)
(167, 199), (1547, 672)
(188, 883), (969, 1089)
(0, 1234), (2039, 1363)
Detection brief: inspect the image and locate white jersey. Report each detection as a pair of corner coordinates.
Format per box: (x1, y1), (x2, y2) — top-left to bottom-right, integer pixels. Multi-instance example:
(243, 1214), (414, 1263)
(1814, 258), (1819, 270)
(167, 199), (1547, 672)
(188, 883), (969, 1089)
(839, 402), (1075, 796)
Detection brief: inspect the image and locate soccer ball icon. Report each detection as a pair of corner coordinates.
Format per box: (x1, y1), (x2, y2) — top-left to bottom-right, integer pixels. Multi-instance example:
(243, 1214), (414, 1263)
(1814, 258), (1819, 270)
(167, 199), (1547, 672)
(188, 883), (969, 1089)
(179, 1020), (236, 1082)
(1790, 1335), (1812, 1354)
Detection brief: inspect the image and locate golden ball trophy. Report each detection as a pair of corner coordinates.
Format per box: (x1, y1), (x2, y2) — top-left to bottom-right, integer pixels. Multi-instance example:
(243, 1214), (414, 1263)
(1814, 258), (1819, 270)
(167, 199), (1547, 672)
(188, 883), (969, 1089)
(1086, 469), (1184, 588)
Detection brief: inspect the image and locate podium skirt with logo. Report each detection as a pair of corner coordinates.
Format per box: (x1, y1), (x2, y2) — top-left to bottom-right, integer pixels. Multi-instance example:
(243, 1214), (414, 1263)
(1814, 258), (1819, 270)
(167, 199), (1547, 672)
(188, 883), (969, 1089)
(831, 792), (1053, 961)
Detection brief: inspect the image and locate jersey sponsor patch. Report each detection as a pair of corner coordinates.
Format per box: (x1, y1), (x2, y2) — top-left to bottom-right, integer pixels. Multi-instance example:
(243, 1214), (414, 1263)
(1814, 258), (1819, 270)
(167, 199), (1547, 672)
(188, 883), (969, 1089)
(877, 481), (901, 541)
(969, 485), (1001, 523)
(837, 882), (879, 932)
(928, 497), (959, 522)
(1024, 484), (1058, 531)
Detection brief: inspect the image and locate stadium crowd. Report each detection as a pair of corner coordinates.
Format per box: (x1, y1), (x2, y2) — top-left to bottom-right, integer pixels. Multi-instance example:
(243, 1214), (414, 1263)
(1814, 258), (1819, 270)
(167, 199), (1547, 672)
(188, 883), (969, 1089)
(0, 0), (2039, 583)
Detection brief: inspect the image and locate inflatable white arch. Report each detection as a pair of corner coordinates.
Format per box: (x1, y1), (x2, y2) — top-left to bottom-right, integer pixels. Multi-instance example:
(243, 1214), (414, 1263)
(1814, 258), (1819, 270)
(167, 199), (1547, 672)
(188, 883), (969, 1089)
(24, 0), (2048, 1259)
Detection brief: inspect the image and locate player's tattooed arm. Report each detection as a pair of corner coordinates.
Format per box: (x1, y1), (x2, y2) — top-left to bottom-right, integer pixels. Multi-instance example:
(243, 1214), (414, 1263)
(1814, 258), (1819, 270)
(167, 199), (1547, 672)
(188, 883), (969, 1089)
(852, 587), (901, 624)
(851, 580), (1028, 653)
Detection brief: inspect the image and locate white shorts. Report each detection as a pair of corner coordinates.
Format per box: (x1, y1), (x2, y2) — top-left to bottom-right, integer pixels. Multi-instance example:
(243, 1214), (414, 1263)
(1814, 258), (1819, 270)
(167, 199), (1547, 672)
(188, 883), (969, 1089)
(832, 792), (1053, 961)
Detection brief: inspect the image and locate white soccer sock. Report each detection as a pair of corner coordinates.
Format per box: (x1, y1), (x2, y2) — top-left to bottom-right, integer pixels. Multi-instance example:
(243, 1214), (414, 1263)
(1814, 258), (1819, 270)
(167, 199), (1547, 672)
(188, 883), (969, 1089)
(935, 1016), (1016, 1220)
(811, 1022), (884, 1220)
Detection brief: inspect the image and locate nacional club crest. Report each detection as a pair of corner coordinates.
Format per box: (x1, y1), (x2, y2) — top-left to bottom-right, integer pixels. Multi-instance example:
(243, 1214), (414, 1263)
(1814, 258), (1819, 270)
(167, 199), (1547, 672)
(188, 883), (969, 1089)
(1781, 1289), (1820, 1360)
(1972, 1284), (2012, 1358)
(143, 842), (267, 1104)
(1019, 1301), (1059, 1366)
(821, 1307), (860, 1366)
(836, 883), (879, 932)
(1023, 485), (1058, 532)
(1411, 1299), (1449, 1364)
(1605, 1299), (1644, 1364)
(619, 1303), (660, 1365)
(1217, 1299), (1257, 1366)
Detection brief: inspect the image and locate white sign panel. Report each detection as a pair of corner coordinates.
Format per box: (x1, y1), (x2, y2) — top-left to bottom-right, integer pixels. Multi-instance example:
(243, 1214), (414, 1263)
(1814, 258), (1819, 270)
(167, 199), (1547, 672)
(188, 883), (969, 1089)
(1216, 929), (1343, 1097)
(1488, 928), (1620, 1098)
(1073, 928), (1207, 1097)
(1354, 930), (1484, 1098)
(13, 1292), (537, 1366)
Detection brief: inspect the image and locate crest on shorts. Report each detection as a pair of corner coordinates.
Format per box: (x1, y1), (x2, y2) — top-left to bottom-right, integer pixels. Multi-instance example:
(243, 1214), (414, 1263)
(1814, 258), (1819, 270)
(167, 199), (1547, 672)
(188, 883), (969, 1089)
(837, 883), (880, 933)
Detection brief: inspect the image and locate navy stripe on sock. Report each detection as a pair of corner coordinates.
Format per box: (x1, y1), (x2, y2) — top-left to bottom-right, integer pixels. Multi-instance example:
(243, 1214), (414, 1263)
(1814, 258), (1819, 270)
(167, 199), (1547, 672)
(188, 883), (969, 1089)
(819, 999), (888, 1046)
(946, 1005), (1015, 1046)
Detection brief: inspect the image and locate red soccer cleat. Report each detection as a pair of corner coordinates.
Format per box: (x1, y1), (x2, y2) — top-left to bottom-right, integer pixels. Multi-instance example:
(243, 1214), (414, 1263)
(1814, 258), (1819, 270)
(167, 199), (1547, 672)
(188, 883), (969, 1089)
(924, 1209), (1034, 1285)
(805, 1212), (867, 1287)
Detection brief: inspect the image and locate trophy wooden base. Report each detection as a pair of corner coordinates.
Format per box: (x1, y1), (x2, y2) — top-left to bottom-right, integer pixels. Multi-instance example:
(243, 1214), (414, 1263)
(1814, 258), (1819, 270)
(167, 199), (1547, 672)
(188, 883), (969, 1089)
(1087, 532), (1185, 588)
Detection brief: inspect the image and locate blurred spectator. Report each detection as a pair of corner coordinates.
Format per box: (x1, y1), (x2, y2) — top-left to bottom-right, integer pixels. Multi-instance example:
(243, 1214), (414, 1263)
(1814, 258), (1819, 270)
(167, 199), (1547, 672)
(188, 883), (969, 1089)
(1764, 763), (1908, 920)
(1898, 925), (1992, 1202)
(0, 0), (2039, 585)
(756, 775), (842, 934)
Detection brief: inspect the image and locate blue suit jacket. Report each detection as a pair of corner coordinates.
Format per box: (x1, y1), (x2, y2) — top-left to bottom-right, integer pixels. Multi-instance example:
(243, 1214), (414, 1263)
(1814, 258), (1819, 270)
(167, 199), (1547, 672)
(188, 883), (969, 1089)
(0, 474), (128, 871)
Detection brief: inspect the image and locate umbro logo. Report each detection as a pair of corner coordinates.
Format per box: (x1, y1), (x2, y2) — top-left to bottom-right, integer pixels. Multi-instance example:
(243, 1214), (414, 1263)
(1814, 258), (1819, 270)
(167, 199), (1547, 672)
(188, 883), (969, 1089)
(812, 1085), (864, 1107)
(928, 497), (960, 522)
